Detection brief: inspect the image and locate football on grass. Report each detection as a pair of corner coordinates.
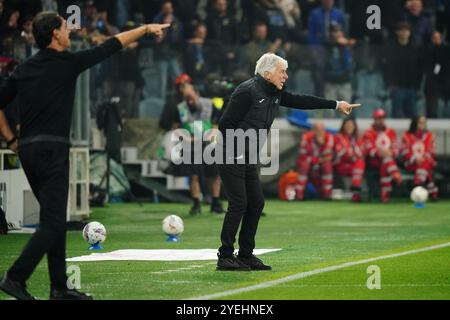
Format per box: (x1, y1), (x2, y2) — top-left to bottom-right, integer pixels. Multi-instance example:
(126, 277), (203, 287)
(83, 221), (107, 245)
(162, 215), (184, 235)
(410, 186), (429, 203)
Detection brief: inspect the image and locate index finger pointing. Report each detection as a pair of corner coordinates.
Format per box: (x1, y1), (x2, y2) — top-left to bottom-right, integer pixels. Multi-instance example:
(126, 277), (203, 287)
(160, 24), (171, 29)
(349, 104), (362, 109)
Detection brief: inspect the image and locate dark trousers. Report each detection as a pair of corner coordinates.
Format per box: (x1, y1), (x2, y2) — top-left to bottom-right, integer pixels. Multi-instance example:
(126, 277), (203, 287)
(8, 142), (70, 288)
(391, 88), (417, 118)
(218, 163), (265, 258)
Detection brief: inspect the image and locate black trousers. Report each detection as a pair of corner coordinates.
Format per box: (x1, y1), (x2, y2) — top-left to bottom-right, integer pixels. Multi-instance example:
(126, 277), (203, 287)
(218, 163), (265, 258)
(8, 142), (69, 288)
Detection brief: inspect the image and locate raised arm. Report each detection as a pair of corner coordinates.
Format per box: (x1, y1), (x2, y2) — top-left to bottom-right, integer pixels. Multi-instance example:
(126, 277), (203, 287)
(72, 24), (171, 73)
(115, 24), (170, 48)
(280, 91), (360, 116)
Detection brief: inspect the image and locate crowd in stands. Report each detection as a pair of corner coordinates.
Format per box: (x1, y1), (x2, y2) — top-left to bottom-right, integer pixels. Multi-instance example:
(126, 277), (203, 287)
(1, 0), (450, 119)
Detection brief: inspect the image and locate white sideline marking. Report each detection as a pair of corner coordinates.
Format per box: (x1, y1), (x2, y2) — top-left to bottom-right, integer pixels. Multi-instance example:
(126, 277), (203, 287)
(188, 241), (450, 300)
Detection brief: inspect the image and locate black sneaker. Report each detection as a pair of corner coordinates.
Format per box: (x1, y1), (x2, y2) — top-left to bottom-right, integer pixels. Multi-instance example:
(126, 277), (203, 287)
(0, 274), (37, 300)
(189, 205), (201, 215)
(216, 254), (251, 271)
(210, 202), (224, 214)
(236, 255), (272, 271)
(50, 287), (93, 300)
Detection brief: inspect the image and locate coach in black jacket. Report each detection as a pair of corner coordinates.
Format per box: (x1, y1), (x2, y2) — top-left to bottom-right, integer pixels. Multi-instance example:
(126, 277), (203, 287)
(216, 53), (359, 271)
(0, 12), (169, 300)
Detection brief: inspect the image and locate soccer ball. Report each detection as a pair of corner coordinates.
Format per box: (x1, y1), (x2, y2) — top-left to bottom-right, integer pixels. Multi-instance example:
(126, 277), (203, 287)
(285, 185), (296, 201)
(162, 215), (184, 235)
(410, 186), (429, 204)
(82, 221), (107, 245)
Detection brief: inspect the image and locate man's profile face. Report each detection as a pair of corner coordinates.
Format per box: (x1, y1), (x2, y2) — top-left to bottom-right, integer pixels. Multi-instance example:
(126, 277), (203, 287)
(184, 87), (199, 108)
(54, 18), (71, 49)
(265, 63), (288, 90)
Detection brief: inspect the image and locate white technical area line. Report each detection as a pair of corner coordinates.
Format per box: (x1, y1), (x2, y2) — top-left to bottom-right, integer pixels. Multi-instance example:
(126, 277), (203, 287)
(188, 241), (450, 300)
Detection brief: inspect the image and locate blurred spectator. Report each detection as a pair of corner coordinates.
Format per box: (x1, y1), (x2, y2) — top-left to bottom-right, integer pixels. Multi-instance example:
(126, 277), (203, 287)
(436, 0), (450, 43)
(241, 22), (283, 75)
(159, 73), (192, 131)
(402, 0), (433, 47)
(0, 0), (3, 18)
(308, 0), (345, 97)
(424, 31), (450, 118)
(93, 9), (119, 36)
(172, 84), (224, 215)
(400, 115), (439, 200)
(40, 0), (58, 12)
(323, 25), (353, 111)
(20, 15), (34, 46)
(184, 23), (209, 89)
(116, 0), (131, 29)
(153, 0), (184, 99)
(253, 0), (289, 41)
(307, 0), (345, 45)
(198, 0), (241, 21)
(99, 23), (145, 119)
(205, 0), (239, 77)
(0, 8), (20, 37)
(380, 0), (407, 36)
(383, 22), (423, 118)
(334, 118), (365, 202)
(172, 0), (200, 38)
(296, 122), (334, 201)
(80, 1), (119, 45)
(279, 0), (304, 42)
(362, 109), (401, 203)
(298, 0), (320, 29)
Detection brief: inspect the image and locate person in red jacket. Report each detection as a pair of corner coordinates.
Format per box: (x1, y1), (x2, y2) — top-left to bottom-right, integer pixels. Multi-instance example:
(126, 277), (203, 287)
(334, 118), (365, 202)
(401, 115), (438, 200)
(362, 109), (402, 203)
(296, 122), (334, 200)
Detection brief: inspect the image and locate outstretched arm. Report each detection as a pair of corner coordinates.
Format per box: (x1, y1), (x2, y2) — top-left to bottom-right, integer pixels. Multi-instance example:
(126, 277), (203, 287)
(281, 91), (361, 116)
(73, 24), (171, 73)
(115, 24), (170, 48)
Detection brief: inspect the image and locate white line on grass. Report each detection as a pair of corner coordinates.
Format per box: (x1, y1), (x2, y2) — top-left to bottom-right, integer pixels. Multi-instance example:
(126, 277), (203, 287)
(188, 241), (450, 300)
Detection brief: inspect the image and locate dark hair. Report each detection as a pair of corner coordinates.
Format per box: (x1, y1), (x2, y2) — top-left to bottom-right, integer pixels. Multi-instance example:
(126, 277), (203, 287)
(409, 115), (426, 133)
(253, 21), (267, 28)
(395, 21), (411, 31)
(339, 117), (358, 138)
(32, 11), (62, 49)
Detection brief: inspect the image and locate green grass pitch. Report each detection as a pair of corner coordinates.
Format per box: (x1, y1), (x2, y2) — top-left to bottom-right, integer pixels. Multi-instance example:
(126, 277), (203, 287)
(1, 200), (450, 300)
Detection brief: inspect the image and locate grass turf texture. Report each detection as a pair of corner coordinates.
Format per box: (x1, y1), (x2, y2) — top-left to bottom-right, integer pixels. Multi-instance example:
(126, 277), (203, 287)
(0, 200), (449, 300)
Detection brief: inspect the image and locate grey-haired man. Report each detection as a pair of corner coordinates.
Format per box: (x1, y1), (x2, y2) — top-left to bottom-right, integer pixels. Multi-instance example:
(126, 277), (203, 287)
(217, 53), (360, 271)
